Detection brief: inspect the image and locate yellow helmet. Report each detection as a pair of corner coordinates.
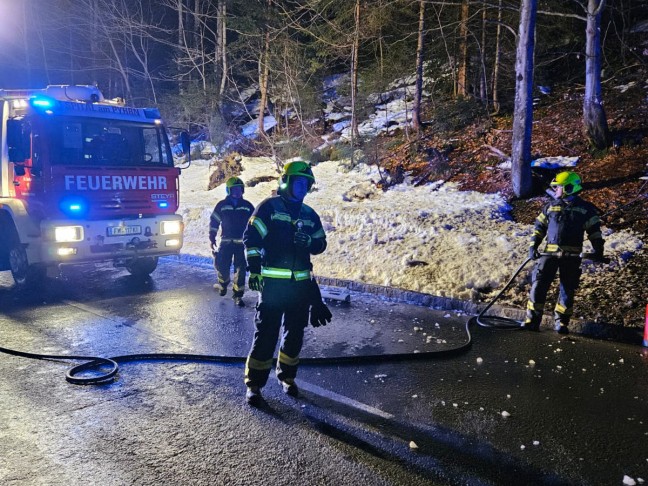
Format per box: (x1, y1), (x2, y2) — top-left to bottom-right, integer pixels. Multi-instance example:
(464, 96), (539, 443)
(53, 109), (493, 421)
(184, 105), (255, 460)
(550, 171), (582, 195)
(225, 176), (245, 194)
(279, 161), (315, 191)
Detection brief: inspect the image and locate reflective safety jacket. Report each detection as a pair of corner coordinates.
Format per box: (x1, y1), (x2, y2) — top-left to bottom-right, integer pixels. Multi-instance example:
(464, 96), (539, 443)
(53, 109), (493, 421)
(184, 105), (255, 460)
(209, 196), (255, 244)
(244, 194), (326, 280)
(530, 195), (604, 255)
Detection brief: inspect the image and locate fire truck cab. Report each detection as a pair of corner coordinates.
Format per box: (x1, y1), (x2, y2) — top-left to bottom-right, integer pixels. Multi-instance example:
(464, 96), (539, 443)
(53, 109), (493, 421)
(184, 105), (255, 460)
(0, 85), (187, 287)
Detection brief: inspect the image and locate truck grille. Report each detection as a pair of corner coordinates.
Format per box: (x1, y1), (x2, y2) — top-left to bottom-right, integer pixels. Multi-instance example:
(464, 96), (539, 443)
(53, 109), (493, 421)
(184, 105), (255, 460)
(95, 198), (152, 211)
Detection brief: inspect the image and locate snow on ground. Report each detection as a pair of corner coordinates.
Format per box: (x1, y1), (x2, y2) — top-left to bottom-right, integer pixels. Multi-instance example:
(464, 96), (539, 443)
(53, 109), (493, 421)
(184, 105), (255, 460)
(179, 157), (644, 302)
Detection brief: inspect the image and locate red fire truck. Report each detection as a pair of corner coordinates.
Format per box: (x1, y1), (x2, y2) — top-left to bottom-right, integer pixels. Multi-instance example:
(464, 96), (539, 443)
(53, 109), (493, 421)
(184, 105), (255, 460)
(0, 85), (189, 287)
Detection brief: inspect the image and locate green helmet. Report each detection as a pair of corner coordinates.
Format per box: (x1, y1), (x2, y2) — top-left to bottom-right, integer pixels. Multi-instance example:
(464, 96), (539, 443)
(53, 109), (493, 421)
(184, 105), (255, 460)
(280, 161), (315, 191)
(551, 171), (582, 196)
(225, 176), (245, 194)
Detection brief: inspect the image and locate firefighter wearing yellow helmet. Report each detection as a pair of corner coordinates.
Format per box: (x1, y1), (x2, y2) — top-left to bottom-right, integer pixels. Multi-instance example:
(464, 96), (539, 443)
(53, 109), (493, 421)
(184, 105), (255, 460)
(242, 160), (329, 404)
(209, 177), (255, 306)
(522, 171), (605, 334)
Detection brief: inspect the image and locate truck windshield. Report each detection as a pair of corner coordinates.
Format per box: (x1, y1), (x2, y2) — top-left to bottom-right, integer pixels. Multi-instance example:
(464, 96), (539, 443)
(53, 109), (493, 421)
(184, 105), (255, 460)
(45, 117), (174, 167)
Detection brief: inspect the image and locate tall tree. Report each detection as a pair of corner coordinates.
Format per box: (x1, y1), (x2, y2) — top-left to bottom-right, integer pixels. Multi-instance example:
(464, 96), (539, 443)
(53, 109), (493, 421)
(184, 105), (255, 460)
(479, 1), (488, 104)
(257, 0), (273, 138)
(456, 0), (469, 98)
(582, 0), (610, 149)
(350, 0), (361, 142)
(412, 0), (425, 134)
(491, 0), (503, 113)
(510, 0), (537, 198)
(215, 0), (227, 97)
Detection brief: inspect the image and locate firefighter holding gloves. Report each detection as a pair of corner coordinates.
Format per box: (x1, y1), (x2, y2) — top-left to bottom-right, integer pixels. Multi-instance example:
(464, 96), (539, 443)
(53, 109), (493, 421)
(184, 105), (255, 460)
(522, 171), (605, 335)
(243, 161), (328, 405)
(209, 177), (255, 307)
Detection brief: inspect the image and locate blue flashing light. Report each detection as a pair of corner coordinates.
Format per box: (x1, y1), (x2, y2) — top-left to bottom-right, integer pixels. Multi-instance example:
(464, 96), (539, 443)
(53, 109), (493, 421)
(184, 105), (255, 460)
(59, 197), (88, 218)
(31, 97), (55, 109)
(158, 201), (169, 209)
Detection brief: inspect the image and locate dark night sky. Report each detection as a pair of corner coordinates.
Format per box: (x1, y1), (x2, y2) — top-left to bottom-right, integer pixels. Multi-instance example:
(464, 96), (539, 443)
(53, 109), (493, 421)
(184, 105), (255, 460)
(0, 0), (94, 90)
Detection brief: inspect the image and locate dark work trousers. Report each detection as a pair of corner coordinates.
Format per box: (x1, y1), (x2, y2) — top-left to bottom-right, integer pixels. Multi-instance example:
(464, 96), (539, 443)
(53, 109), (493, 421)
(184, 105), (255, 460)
(245, 278), (311, 388)
(526, 255), (582, 327)
(215, 242), (247, 297)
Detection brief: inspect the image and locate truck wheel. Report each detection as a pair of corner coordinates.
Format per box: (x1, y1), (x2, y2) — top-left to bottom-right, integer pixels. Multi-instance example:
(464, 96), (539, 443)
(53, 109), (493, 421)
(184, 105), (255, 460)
(126, 256), (158, 277)
(9, 241), (46, 288)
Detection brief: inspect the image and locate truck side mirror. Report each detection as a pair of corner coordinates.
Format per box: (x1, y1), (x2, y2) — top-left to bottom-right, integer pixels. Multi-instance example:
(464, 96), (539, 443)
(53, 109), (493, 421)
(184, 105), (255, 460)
(7, 119), (31, 163)
(180, 131), (191, 156)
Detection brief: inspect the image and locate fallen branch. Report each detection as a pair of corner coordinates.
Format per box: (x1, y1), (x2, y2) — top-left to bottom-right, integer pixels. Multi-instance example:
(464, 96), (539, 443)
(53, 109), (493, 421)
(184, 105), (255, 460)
(482, 144), (510, 160)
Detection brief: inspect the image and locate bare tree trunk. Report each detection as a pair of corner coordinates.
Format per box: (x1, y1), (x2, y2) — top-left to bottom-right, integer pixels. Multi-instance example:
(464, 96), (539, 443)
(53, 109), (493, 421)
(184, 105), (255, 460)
(193, 0), (206, 90)
(412, 0), (426, 134)
(511, 0), (537, 198)
(89, 0), (99, 85)
(193, 0), (200, 53)
(492, 0), (503, 113)
(583, 0), (610, 149)
(216, 0), (227, 97)
(378, 0), (384, 78)
(457, 0), (469, 97)
(258, 0), (272, 138)
(178, 0), (185, 93)
(350, 0), (361, 143)
(479, 2), (488, 105)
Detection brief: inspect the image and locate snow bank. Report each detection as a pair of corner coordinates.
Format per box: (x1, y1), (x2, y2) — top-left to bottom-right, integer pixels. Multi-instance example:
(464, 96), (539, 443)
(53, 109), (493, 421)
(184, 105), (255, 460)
(178, 157), (644, 302)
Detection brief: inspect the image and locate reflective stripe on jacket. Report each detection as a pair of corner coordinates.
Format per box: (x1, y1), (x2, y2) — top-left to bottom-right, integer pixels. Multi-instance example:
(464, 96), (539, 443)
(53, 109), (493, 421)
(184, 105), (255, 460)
(209, 196), (255, 242)
(243, 194), (327, 276)
(530, 195), (604, 254)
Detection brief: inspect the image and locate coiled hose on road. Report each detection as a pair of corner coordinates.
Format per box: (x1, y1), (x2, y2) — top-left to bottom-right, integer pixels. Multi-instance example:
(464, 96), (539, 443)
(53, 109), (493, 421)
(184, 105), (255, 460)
(0, 259), (535, 385)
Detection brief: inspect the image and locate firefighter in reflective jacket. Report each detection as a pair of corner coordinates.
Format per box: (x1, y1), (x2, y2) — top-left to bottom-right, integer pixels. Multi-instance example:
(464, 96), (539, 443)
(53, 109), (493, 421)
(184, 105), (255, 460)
(242, 161), (327, 404)
(522, 171), (605, 334)
(209, 177), (255, 306)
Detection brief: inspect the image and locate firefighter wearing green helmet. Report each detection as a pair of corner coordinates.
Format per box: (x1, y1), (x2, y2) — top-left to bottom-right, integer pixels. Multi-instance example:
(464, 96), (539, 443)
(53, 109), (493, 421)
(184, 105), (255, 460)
(522, 171), (605, 334)
(209, 176), (255, 306)
(242, 160), (329, 404)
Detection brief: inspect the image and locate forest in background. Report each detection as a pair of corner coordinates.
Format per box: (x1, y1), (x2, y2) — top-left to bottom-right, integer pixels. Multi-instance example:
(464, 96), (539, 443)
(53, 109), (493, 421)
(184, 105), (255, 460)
(1, 2), (643, 123)
(2, 1), (647, 195)
(2, 0), (647, 325)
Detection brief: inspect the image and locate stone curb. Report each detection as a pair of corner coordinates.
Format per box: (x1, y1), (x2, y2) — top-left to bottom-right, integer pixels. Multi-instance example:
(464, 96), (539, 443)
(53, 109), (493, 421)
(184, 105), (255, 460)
(314, 276), (645, 346)
(165, 256), (644, 346)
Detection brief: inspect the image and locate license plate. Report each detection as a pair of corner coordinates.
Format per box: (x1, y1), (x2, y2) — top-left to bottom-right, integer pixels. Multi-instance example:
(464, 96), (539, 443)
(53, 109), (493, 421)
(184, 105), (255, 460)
(107, 225), (142, 237)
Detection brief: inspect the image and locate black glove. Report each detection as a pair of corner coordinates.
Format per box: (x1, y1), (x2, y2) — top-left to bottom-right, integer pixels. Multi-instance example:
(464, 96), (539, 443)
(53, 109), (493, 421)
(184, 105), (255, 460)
(310, 301), (332, 327)
(294, 232), (312, 248)
(528, 247), (540, 260)
(248, 273), (263, 292)
(309, 278), (332, 327)
(592, 240), (605, 262)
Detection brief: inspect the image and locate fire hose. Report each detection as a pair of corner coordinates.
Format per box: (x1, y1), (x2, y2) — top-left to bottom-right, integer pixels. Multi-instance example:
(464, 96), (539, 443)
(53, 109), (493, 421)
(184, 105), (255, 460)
(0, 252), (616, 385)
(2, 179), (642, 386)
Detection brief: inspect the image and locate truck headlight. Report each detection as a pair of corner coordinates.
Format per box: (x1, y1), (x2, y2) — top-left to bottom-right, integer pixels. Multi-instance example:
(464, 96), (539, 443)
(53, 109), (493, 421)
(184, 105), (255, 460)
(54, 226), (84, 242)
(160, 220), (182, 236)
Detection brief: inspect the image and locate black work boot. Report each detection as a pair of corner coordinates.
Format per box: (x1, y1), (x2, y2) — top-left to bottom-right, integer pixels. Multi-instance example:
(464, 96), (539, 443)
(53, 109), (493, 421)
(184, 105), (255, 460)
(554, 323), (570, 335)
(233, 290), (245, 307)
(520, 318), (540, 332)
(245, 386), (262, 405)
(219, 287), (227, 297)
(278, 380), (299, 398)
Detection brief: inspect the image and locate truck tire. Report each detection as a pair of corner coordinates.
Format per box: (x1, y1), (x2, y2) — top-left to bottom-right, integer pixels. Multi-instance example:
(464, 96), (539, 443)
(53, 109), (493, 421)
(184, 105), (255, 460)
(126, 256), (158, 277)
(8, 239), (46, 288)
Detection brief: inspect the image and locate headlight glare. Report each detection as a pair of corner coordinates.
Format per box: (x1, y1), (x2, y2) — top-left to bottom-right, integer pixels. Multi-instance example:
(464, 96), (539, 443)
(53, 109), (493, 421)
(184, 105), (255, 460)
(54, 226), (84, 242)
(160, 220), (182, 236)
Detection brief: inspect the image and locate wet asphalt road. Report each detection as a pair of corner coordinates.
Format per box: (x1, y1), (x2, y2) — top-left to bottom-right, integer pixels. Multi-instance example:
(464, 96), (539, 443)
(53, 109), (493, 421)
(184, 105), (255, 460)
(0, 257), (646, 485)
